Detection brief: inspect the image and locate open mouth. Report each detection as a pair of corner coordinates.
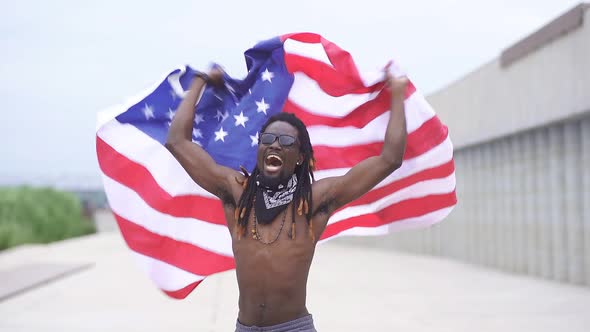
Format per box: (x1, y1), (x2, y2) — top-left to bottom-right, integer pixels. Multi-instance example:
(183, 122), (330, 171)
(264, 154), (283, 173)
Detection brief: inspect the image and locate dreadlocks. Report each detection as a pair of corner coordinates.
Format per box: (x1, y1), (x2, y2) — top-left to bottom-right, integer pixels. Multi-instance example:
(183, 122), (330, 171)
(234, 112), (316, 241)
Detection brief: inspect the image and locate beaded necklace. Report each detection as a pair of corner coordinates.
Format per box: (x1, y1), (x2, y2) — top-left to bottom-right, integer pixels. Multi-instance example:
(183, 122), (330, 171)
(251, 208), (287, 245)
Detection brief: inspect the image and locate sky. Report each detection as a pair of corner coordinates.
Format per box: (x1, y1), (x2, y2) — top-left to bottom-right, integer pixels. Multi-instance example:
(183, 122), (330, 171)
(0, 0), (581, 189)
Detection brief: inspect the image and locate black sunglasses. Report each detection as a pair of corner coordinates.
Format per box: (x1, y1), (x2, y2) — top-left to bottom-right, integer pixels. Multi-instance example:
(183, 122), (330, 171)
(259, 133), (298, 147)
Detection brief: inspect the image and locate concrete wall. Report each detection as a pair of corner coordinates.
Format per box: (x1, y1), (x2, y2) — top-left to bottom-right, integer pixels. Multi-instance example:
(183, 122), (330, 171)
(429, 5), (590, 149)
(336, 4), (590, 286)
(340, 115), (590, 286)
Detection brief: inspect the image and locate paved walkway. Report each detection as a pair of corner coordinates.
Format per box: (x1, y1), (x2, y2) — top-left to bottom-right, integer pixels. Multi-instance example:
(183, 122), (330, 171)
(1, 230), (590, 331)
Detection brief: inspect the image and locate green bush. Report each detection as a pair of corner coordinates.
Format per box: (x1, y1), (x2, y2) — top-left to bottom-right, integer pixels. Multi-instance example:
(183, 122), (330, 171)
(0, 186), (96, 250)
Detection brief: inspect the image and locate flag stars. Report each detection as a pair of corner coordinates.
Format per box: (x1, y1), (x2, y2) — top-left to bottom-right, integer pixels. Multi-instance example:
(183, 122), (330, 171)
(194, 113), (205, 125)
(261, 68), (274, 83)
(142, 103), (155, 120)
(234, 111), (249, 128)
(215, 110), (229, 122)
(250, 132), (259, 147)
(192, 128), (203, 139)
(214, 127), (228, 142)
(167, 108), (176, 120)
(256, 98), (270, 115)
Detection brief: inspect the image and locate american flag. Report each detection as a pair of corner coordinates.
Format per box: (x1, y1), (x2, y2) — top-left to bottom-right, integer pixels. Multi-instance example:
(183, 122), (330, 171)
(96, 32), (457, 299)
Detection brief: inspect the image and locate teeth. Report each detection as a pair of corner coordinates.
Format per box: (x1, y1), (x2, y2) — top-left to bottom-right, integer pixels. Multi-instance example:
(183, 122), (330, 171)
(266, 155), (283, 162)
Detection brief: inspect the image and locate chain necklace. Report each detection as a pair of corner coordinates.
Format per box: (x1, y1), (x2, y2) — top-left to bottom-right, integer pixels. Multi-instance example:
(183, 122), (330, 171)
(252, 208), (287, 245)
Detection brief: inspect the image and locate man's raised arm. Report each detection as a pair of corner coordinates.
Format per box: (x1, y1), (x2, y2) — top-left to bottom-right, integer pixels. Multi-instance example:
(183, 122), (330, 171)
(314, 73), (409, 215)
(165, 69), (239, 200)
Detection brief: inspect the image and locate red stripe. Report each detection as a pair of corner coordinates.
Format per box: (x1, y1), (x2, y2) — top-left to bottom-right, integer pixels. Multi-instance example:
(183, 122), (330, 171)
(284, 52), (416, 102)
(284, 90), (391, 129)
(282, 32), (362, 83)
(96, 137), (226, 225)
(114, 212), (235, 276)
(162, 281), (203, 300)
(346, 160), (455, 207)
(284, 53), (378, 95)
(312, 117), (448, 170)
(320, 191), (457, 240)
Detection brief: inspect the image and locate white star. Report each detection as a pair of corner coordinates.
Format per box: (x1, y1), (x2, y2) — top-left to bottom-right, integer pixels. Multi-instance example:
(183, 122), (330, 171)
(142, 103), (155, 120)
(250, 132), (259, 147)
(256, 98), (270, 115)
(214, 110), (224, 121)
(261, 68), (274, 83)
(248, 89), (252, 95)
(214, 110), (229, 122)
(214, 127), (228, 142)
(234, 111), (249, 128)
(214, 94), (223, 101)
(192, 138), (202, 146)
(194, 113), (205, 125)
(167, 108), (176, 120)
(192, 128), (203, 138)
(167, 121), (172, 127)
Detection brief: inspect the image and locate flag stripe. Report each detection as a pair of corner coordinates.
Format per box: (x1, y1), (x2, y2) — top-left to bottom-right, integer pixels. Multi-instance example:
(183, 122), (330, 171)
(163, 282), (203, 299)
(97, 136), (226, 225)
(103, 174), (232, 255)
(282, 33), (363, 83)
(329, 173), (456, 225)
(305, 94), (437, 147)
(321, 191), (457, 240)
(312, 116), (449, 170)
(115, 212), (235, 276)
(132, 251), (205, 291)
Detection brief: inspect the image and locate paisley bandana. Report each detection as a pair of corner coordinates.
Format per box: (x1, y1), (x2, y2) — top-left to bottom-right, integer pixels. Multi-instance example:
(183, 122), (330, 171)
(255, 174), (298, 224)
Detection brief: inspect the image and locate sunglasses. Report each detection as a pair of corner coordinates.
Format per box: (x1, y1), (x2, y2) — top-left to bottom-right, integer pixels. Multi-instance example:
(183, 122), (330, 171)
(259, 133), (298, 147)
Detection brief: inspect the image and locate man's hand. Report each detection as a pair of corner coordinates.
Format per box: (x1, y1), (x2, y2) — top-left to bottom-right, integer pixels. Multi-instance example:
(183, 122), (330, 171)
(385, 72), (409, 98)
(208, 67), (224, 87)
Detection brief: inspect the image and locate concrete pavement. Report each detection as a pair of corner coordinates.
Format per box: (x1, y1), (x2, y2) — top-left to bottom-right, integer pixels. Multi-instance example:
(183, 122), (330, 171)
(1, 229), (590, 331)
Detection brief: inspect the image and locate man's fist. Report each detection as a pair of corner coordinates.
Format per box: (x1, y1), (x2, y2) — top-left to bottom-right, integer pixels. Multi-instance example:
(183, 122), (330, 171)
(208, 67), (224, 87)
(385, 72), (409, 97)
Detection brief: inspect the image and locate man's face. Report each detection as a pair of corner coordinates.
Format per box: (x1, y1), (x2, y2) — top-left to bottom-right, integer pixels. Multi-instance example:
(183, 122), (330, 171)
(257, 121), (302, 182)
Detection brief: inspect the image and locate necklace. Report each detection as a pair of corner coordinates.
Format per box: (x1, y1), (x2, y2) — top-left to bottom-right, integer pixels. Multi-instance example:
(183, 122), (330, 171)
(252, 208), (287, 245)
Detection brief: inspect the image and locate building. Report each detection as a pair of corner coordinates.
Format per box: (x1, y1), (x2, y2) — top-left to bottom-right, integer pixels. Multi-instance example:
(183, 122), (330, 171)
(343, 3), (590, 286)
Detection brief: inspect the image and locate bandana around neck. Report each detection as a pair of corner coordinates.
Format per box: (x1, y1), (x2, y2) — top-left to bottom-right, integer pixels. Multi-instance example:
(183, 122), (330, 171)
(255, 174), (298, 225)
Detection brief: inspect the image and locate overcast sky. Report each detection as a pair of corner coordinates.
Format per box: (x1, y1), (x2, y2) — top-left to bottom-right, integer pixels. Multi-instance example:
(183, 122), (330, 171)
(0, 0), (581, 188)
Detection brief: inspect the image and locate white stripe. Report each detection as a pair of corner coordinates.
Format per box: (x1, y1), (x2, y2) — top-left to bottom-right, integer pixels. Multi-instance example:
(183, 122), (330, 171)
(132, 252), (205, 292)
(283, 36), (390, 87)
(98, 120), (217, 198)
(102, 175), (233, 257)
(289, 73), (379, 116)
(319, 206), (455, 244)
(314, 135), (454, 190)
(306, 92), (436, 147)
(283, 39), (332, 67)
(328, 173), (456, 225)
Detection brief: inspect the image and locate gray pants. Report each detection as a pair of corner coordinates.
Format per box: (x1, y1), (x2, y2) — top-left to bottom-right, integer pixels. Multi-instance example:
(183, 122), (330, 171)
(235, 314), (317, 332)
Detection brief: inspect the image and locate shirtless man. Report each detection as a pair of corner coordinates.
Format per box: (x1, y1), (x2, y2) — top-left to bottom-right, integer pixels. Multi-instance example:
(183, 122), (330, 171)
(166, 68), (408, 331)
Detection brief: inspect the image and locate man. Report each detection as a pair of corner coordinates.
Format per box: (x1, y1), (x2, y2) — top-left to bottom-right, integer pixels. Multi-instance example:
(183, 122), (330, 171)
(166, 67), (408, 331)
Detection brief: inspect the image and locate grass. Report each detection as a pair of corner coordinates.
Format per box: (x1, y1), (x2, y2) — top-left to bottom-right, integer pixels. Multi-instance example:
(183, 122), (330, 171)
(0, 186), (96, 250)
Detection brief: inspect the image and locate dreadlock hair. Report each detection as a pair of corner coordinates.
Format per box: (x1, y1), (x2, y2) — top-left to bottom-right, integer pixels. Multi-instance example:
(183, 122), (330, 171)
(234, 112), (316, 241)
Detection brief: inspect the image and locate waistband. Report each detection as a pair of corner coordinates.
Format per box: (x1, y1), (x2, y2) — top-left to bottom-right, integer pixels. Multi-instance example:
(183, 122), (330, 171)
(235, 314), (316, 332)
